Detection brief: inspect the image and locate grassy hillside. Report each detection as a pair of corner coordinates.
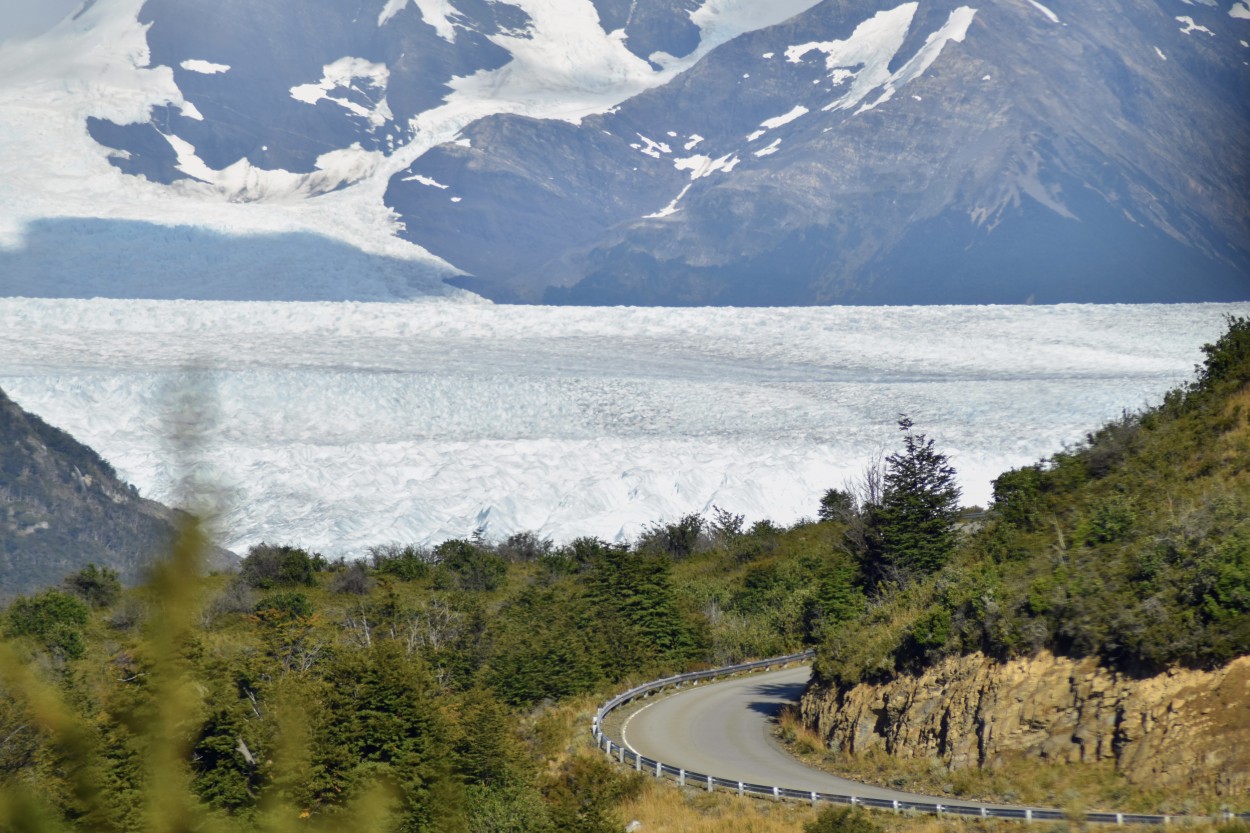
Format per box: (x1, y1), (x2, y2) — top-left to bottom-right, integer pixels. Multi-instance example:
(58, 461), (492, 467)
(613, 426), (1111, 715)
(814, 314), (1250, 687)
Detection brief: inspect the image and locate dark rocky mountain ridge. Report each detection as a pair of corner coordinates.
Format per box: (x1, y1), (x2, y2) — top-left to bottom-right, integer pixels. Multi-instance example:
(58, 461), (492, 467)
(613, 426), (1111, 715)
(0, 386), (235, 600)
(69, 0), (1250, 304)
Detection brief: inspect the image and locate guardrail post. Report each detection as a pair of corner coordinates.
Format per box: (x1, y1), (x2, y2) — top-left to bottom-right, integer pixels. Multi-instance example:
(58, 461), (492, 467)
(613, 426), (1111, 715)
(981, 807), (988, 819)
(936, 805), (943, 816)
(635, 754), (641, 772)
(1164, 816), (1171, 826)
(772, 786), (780, 802)
(1025, 809), (1032, 824)
(892, 800), (900, 814)
(739, 782), (745, 797)
(851, 797), (858, 807)
(811, 791), (818, 808)
(655, 760), (661, 777)
(707, 775), (713, 793)
(604, 740), (612, 760)
(618, 746), (626, 764)
(1116, 814), (1124, 826)
(679, 769), (685, 787)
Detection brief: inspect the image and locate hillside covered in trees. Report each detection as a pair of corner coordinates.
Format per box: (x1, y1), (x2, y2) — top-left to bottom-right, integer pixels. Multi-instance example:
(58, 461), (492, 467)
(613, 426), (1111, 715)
(812, 315), (1250, 688)
(1, 318), (1248, 830)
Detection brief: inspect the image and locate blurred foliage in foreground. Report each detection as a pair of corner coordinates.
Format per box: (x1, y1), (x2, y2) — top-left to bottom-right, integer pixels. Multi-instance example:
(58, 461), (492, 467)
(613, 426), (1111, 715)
(0, 505), (854, 830)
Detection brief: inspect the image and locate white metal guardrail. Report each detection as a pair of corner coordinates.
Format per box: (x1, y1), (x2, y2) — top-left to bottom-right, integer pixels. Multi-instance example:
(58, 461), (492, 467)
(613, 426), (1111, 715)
(591, 652), (1249, 826)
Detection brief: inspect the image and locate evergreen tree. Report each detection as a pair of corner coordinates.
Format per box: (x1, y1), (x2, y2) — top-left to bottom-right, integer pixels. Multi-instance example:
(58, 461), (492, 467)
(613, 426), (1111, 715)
(313, 642), (467, 832)
(865, 417), (961, 587)
(586, 545), (701, 674)
(62, 564), (121, 609)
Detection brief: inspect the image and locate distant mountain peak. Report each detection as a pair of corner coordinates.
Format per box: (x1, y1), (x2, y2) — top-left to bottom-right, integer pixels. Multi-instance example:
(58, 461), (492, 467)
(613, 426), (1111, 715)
(1, 0), (1247, 304)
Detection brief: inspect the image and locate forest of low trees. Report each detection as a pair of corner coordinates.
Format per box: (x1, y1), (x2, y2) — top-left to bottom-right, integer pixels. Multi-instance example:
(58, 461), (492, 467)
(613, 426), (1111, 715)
(1, 317), (1248, 831)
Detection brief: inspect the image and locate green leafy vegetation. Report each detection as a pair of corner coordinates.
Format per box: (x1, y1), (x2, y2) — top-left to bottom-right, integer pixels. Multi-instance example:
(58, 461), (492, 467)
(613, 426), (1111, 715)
(0, 510), (847, 830)
(804, 807), (885, 833)
(815, 315), (1250, 686)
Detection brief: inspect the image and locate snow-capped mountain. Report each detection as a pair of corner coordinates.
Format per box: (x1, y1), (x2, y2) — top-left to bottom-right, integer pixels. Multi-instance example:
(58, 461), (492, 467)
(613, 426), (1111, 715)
(2, 0), (1248, 304)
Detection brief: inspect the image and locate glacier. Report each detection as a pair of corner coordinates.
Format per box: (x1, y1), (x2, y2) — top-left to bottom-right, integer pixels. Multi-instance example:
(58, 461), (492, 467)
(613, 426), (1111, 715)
(2, 298), (1246, 557)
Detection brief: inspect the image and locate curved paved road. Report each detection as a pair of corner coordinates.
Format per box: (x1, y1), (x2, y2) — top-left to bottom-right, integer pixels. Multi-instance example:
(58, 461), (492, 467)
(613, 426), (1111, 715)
(617, 665), (1032, 811)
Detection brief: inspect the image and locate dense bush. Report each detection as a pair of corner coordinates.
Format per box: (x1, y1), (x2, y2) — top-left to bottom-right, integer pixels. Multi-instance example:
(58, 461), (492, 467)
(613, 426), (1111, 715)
(240, 543), (321, 588)
(370, 544), (432, 581)
(4, 589), (89, 659)
(804, 807), (884, 833)
(61, 563), (121, 608)
(254, 590), (314, 621)
(436, 540), (507, 592)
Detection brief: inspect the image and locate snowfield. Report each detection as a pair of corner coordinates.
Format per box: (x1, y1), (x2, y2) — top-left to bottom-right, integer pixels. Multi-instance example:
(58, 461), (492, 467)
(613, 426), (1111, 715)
(2, 298), (1245, 557)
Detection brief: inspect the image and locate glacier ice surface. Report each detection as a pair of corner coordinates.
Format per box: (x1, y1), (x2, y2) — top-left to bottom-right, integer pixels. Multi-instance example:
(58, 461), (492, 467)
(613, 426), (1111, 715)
(2, 298), (1247, 558)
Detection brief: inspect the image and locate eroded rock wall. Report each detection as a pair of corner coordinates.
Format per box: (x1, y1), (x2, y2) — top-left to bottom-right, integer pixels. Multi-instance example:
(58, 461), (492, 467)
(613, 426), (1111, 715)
(800, 651), (1250, 795)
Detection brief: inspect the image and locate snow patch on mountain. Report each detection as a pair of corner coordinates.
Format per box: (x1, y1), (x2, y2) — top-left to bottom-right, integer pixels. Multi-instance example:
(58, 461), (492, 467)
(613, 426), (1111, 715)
(754, 138), (782, 157)
(787, 5), (917, 111)
(690, 0), (830, 47)
(405, 173), (451, 188)
(674, 152), (740, 179)
(760, 104), (810, 129)
(644, 184), (693, 218)
(1177, 15), (1216, 34)
(379, 0), (459, 38)
(856, 6), (977, 114)
(785, 4), (976, 117)
(634, 134), (673, 158)
(289, 58), (392, 128)
(1025, 0), (1061, 24)
(180, 58), (230, 73)
(645, 151), (740, 216)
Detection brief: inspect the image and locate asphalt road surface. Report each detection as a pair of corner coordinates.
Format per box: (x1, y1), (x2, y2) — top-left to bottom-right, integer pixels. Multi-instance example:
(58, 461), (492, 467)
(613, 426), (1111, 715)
(617, 664), (1031, 810)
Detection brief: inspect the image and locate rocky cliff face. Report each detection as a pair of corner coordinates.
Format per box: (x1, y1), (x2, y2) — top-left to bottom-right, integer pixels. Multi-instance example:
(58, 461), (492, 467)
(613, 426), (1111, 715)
(0, 386), (236, 599)
(800, 651), (1250, 796)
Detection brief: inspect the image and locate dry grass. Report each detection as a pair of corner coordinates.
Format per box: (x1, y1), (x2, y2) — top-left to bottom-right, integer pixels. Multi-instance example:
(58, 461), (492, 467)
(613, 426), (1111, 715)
(612, 776), (1243, 833)
(616, 777), (823, 833)
(520, 692), (603, 775)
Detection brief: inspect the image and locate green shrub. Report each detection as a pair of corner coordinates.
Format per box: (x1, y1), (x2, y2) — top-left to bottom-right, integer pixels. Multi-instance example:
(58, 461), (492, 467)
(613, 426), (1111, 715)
(1194, 314), (1250, 394)
(240, 543), (320, 588)
(804, 806), (884, 833)
(254, 590), (313, 621)
(436, 540), (507, 592)
(61, 563), (121, 608)
(5, 590), (90, 659)
(370, 544), (432, 581)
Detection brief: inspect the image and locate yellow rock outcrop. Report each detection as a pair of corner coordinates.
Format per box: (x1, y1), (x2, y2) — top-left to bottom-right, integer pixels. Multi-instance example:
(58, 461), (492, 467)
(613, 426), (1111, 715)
(800, 651), (1250, 795)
